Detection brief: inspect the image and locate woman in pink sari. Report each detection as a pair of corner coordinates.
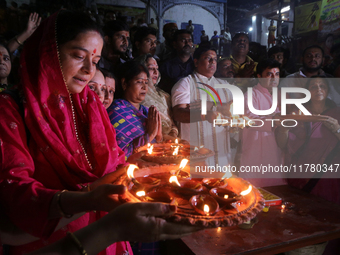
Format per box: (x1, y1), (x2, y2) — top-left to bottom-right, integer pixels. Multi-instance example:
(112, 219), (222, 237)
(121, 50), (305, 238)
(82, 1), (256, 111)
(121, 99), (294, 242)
(276, 76), (340, 204)
(0, 10), (133, 255)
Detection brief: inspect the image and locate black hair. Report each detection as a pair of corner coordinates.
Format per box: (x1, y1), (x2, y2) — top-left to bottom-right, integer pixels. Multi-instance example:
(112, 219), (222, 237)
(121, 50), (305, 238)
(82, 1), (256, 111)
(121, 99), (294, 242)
(306, 75), (329, 90)
(132, 27), (157, 56)
(172, 29), (192, 42)
(134, 53), (154, 66)
(193, 45), (217, 60)
(0, 42), (11, 61)
(99, 68), (116, 81)
(133, 26), (157, 44)
(56, 10), (104, 46)
(115, 60), (149, 99)
(256, 58), (281, 76)
(302, 45), (324, 58)
(103, 20), (129, 37)
(268, 46), (290, 61)
(232, 32), (249, 44)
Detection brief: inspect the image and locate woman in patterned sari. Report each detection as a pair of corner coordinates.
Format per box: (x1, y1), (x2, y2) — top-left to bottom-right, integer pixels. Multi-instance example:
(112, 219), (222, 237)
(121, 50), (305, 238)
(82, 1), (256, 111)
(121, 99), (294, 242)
(107, 61), (162, 158)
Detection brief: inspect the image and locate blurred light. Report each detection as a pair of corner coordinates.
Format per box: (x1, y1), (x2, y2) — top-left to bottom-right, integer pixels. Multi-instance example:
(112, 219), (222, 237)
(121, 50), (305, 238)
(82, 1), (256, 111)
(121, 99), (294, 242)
(282, 6), (290, 12)
(277, 6), (290, 14)
(282, 16), (285, 19)
(266, 32), (269, 36)
(249, 27), (253, 32)
(252, 16), (256, 21)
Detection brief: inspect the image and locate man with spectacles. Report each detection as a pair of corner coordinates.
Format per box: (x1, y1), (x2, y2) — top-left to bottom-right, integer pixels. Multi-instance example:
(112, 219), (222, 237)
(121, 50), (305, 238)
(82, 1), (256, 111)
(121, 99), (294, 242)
(100, 20), (131, 75)
(158, 29), (195, 94)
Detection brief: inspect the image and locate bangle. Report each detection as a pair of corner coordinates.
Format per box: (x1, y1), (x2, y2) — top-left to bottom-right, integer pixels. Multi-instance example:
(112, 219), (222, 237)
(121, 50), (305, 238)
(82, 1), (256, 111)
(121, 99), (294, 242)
(15, 36), (23, 46)
(67, 231), (88, 255)
(57, 190), (73, 218)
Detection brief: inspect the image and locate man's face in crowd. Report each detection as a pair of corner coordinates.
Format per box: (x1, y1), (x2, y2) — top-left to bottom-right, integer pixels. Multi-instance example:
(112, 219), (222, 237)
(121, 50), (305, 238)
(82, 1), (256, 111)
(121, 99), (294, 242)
(217, 59), (235, 78)
(257, 67), (280, 94)
(232, 35), (249, 55)
(173, 33), (193, 55)
(270, 52), (284, 65)
(195, 50), (217, 78)
(303, 47), (323, 72)
(109, 30), (130, 54)
(163, 23), (178, 41)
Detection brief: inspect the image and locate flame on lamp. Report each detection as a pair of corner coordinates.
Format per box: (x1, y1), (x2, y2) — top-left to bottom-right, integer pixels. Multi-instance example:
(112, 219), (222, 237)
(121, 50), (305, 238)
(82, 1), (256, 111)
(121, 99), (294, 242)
(203, 204), (210, 214)
(136, 190), (146, 197)
(224, 194), (229, 199)
(127, 164), (138, 179)
(179, 158), (189, 170)
(175, 139), (178, 144)
(173, 146), (179, 155)
(169, 175), (181, 186)
(292, 112), (296, 115)
(240, 185), (252, 196)
(147, 144), (154, 154)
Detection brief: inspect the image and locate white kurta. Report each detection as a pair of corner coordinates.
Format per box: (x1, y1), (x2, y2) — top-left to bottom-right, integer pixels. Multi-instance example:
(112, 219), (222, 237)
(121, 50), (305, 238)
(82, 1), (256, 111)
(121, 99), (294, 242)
(171, 72), (233, 168)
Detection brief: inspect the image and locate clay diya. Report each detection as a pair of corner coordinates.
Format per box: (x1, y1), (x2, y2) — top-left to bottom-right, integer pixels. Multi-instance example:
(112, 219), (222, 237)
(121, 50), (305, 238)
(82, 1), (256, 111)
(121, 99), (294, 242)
(145, 190), (173, 203)
(190, 194), (219, 216)
(135, 176), (161, 189)
(169, 177), (203, 197)
(202, 178), (228, 188)
(209, 187), (242, 204)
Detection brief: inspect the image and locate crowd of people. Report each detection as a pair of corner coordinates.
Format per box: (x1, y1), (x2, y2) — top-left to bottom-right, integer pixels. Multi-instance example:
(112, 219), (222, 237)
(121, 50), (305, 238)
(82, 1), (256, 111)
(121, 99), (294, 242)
(0, 3), (339, 255)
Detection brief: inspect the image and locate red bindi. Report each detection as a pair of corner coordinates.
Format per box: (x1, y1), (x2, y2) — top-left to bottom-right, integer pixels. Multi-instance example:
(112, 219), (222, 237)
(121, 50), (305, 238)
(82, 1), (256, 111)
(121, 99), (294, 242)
(93, 48), (97, 54)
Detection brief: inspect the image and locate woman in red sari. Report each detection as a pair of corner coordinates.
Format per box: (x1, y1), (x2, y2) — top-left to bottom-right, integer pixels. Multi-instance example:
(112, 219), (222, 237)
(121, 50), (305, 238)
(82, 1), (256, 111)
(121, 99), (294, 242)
(0, 10), (134, 254)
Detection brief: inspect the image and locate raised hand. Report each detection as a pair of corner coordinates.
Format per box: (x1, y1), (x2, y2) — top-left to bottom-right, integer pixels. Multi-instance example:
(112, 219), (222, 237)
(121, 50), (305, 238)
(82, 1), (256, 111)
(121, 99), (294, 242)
(26, 12), (42, 36)
(146, 105), (159, 142)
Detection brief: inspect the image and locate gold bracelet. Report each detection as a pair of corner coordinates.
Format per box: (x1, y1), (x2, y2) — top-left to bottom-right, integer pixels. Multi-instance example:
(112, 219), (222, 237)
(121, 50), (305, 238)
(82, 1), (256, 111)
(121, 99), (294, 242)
(57, 190), (73, 218)
(15, 36), (23, 46)
(67, 231), (88, 255)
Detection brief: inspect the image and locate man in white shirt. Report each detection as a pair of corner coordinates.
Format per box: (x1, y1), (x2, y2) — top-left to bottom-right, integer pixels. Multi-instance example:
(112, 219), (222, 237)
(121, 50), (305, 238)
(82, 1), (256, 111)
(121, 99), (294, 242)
(171, 46), (234, 169)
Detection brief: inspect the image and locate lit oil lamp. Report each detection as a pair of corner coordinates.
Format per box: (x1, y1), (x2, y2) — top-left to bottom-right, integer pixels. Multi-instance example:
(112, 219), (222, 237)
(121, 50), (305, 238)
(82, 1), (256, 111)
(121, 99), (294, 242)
(190, 194), (219, 216)
(175, 158), (189, 177)
(147, 144), (154, 155)
(169, 175), (181, 187)
(172, 146), (179, 155)
(126, 164), (144, 193)
(136, 190), (146, 197)
(240, 185), (252, 196)
(127, 164), (141, 186)
(209, 187), (242, 204)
